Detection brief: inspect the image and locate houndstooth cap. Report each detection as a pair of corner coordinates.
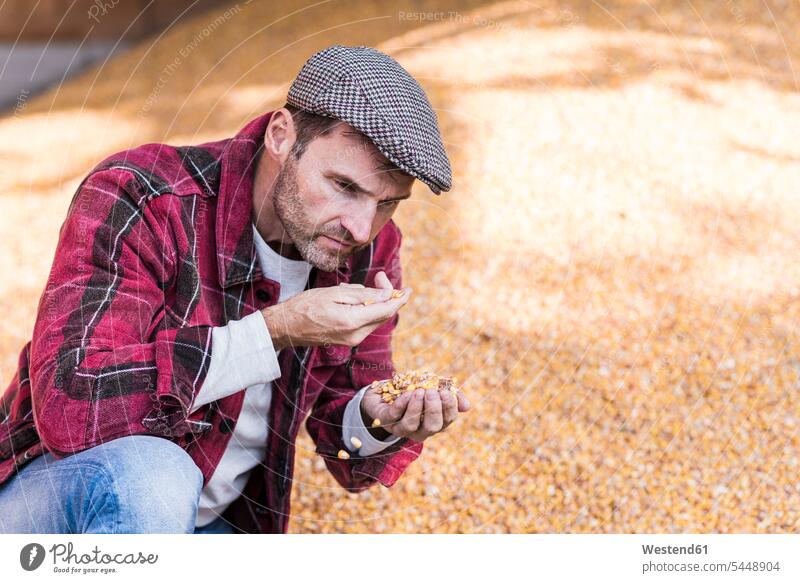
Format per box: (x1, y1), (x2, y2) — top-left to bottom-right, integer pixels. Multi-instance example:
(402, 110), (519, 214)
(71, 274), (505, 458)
(287, 45), (452, 194)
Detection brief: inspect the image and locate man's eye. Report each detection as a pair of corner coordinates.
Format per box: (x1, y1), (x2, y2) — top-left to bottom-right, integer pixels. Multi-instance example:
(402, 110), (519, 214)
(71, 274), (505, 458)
(335, 180), (354, 191)
(379, 200), (399, 208)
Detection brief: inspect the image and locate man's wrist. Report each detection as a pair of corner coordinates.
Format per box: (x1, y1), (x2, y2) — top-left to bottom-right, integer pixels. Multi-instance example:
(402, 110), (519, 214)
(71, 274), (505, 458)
(360, 400), (393, 441)
(261, 305), (291, 351)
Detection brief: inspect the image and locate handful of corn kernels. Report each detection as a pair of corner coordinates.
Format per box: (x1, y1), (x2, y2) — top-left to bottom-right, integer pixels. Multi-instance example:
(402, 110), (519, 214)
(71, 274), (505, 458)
(336, 370), (458, 459)
(371, 370), (459, 404)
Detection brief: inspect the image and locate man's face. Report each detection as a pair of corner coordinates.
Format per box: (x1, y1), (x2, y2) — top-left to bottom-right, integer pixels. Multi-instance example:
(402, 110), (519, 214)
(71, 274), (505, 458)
(271, 123), (414, 272)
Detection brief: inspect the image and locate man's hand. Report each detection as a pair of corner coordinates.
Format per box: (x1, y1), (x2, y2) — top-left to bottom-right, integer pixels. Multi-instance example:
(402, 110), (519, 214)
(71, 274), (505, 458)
(360, 383), (472, 443)
(261, 270), (410, 350)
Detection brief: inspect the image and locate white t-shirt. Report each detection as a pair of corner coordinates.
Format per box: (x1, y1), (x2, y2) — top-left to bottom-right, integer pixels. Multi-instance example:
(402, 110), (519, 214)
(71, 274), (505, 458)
(191, 225), (398, 527)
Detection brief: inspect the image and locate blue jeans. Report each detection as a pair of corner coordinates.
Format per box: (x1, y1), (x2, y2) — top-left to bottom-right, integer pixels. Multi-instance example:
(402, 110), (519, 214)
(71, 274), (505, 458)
(0, 435), (233, 534)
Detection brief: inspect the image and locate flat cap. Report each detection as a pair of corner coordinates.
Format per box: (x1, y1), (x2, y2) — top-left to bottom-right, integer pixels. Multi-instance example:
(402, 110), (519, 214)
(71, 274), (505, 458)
(287, 45), (452, 194)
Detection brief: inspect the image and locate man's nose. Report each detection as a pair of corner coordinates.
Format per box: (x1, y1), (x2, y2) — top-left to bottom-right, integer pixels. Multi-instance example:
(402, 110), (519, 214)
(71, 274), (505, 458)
(341, 205), (376, 245)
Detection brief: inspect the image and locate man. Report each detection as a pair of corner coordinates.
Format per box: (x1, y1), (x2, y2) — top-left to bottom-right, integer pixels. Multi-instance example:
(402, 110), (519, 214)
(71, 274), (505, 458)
(0, 45), (470, 534)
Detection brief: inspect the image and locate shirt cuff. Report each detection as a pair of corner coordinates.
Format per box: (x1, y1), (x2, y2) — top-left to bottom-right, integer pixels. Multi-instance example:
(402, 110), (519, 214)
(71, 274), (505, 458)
(343, 386), (401, 456)
(190, 311), (281, 413)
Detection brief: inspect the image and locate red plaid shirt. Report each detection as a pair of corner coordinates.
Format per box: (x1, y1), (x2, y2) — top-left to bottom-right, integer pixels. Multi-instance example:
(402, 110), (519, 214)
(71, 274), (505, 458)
(0, 111), (423, 533)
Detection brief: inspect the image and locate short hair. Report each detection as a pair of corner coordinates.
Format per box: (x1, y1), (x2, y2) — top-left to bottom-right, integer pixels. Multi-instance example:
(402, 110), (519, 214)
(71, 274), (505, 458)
(282, 102), (404, 179)
(283, 102), (340, 159)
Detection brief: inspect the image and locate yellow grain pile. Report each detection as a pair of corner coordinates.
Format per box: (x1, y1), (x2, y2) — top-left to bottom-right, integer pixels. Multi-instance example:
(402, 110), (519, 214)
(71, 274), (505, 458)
(1, 0), (799, 532)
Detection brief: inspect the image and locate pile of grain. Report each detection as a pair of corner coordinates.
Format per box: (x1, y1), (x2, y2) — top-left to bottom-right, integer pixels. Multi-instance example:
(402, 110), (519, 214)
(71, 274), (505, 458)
(1, 0), (799, 532)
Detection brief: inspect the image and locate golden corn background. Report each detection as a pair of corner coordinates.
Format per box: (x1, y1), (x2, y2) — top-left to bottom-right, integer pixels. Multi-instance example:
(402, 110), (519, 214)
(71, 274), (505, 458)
(2, 0), (800, 532)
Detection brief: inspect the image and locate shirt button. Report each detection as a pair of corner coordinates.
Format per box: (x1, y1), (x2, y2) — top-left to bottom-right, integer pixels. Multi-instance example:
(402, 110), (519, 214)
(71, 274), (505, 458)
(256, 289), (269, 302)
(219, 417), (235, 434)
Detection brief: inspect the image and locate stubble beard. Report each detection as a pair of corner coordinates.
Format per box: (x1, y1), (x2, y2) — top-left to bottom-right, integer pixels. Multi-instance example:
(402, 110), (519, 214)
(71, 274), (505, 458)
(272, 157), (362, 272)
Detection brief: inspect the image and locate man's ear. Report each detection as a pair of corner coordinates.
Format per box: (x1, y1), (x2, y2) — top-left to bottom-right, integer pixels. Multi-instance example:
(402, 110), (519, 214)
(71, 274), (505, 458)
(263, 108), (296, 163)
